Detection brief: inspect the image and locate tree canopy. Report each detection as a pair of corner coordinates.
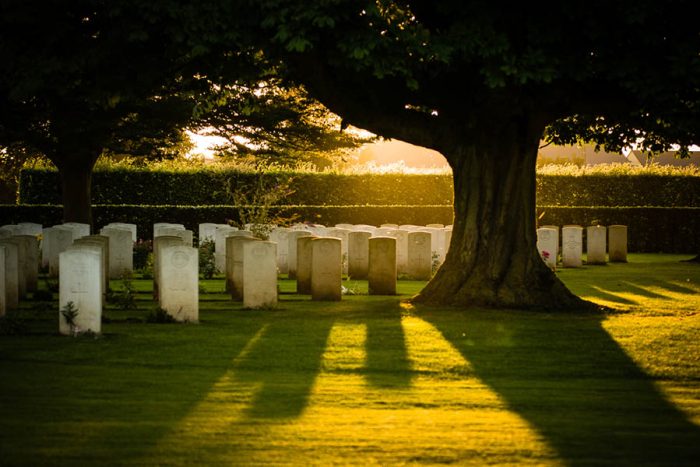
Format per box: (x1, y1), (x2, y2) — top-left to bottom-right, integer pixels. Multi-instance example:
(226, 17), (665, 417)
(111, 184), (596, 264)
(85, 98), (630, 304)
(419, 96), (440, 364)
(230, 0), (700, 308)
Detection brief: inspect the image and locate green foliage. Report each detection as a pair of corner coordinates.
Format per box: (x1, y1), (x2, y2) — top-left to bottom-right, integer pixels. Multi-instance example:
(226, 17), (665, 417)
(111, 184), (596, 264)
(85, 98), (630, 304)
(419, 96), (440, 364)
(198, 239), (217, 279)
(108, 272), (138, 311)
(146, 307), (177, 324)
(133, 239), (152, 270)
(60, 301), (79, 335)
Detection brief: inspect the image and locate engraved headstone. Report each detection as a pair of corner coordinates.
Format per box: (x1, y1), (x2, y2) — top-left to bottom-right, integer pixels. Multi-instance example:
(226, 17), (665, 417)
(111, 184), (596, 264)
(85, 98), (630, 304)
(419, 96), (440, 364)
(586, 225), (607, 265)
(153, 236), (184, 299)
(368, 237), (397, 295)
(158, 245), (198, 323)
(562, 225), (583, 268)
(73, 236), (110, 299)
(311, 237), (342, 301)
(406, 231), (432, 280)
(608, 225), (628, 262)
(59, 246), (102, 335)
(243, 241), (278, 309)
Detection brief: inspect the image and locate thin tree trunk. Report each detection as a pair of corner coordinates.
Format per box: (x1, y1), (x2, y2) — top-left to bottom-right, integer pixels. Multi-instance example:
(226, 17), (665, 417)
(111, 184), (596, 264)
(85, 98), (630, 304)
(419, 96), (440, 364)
(414, 119), (592, 310)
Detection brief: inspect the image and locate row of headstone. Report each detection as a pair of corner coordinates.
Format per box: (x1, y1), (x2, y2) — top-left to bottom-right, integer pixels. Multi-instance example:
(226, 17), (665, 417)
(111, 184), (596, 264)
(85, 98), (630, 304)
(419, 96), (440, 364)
(536, 224), (628, 268)
(260, 223), (448, 280)
(293, 235), (398, 299)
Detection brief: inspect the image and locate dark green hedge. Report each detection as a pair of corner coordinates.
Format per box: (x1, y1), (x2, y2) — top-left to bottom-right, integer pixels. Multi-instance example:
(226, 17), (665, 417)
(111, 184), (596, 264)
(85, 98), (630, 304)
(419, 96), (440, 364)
(20, 167), (700, 207)
(1, 204), (698, 253)
(18, 168), (454, 206)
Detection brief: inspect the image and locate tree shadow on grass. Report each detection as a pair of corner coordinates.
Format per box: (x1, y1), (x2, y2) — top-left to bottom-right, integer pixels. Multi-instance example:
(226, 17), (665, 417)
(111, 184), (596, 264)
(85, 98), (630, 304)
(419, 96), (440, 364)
(363, 303), (413, 389)
(420, 308), (700, 466)
(236, 316), (335, 419)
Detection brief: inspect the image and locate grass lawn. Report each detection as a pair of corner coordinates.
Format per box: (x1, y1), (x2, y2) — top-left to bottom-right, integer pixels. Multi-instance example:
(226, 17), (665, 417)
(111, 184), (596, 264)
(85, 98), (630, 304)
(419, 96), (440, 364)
(1, 254), (699, 465)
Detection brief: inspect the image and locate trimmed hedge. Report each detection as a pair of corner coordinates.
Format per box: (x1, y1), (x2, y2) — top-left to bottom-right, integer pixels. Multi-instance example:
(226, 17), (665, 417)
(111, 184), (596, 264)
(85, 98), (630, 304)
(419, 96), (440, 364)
(18, 169), (454, 206)
(1, 204), (698, 253)
(19, 167), (700, 207)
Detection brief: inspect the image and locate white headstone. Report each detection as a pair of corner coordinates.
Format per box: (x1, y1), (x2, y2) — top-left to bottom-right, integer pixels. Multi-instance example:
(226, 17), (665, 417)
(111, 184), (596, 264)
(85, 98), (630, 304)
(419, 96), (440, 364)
(269, 227), (290, 274)
(14, 235), (39, 293)
(348, 231), (372, 279)
(407, 231), (432, 280)
(395, 230), (410, 275)
(1, 237), (27, 299)
(296, 235), (317, 294)
(59, 246), (102, 335)
(243, 241), (278, 309)
(105, 222), (137, 242)
(73, 236), (110, 300)
(562, 225), (583, 268)
(287, 230), (312, 279)
(16, 222), (43, 237)
(608, 225), (628, 262)
(380, 223), (399, 229)
(214, 225), (241, 273)
(44, 226), (75, 276)
(368, 237), (397, 295)
(327, 228), (351, 274)
(536, 227), (559, 269)
(62, 222), (90, 239)
(158, 227), (193, 246)
(228, 236), (261, 299)
(586, 225), (607, 265)
(198, 223), (218, 244)
(311, 237), (342, 301)
(0, 243), (19, 310)
(426, 223), (444, 229)
(153, 236), (185, 299)
(100, 227), (134, 278)
(158, 245), (198, 323)
(540, 225), (559, 259)
(153, 223), (185, 239)
(334, 223), (355, 230)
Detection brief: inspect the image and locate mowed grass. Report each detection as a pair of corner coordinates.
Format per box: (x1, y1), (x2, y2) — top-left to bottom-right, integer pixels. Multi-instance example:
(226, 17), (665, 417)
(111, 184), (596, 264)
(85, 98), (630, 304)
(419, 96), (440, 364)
(1, 254), (699, 465)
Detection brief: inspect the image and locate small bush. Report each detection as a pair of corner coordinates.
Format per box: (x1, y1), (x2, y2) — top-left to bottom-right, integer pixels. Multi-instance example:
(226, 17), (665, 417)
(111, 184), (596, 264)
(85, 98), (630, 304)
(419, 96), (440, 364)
(198, 239), (217, 279)
(146, 307), (177, 324)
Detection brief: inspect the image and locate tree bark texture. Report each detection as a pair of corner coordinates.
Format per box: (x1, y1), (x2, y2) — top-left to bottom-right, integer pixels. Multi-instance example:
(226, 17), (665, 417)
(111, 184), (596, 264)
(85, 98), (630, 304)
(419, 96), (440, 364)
(57, 161), (95, 227)
(414, 120), (591, 310)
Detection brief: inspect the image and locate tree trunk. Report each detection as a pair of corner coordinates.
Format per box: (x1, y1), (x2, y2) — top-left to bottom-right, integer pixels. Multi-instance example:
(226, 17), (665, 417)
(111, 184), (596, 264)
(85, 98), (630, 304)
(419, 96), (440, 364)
(414, 119), (592, 310)
(57, 160), (96, 227)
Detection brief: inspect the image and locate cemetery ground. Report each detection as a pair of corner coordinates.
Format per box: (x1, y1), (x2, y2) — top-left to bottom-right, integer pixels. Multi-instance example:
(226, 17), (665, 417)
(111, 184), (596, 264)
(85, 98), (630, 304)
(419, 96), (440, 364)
(1, 255), (699, 465)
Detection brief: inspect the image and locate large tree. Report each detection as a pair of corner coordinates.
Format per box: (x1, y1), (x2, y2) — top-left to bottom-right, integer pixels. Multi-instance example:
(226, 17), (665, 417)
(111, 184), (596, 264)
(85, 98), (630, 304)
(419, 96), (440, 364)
(230, 0), (700, 309)
(0, 1), (363, 224)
